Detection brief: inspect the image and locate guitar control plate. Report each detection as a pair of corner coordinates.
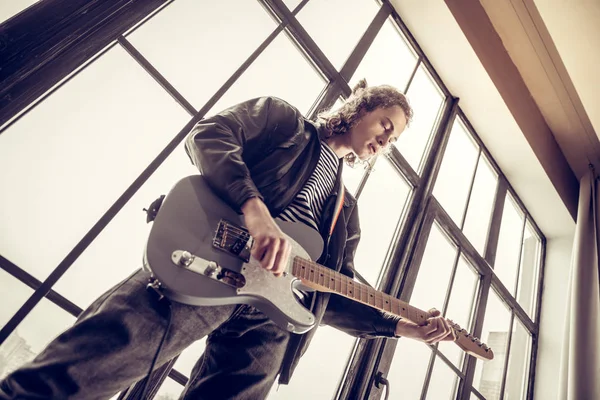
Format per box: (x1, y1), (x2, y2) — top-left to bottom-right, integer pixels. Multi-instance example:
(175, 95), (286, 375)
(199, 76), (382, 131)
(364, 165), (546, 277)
(171, 250), (245, 288)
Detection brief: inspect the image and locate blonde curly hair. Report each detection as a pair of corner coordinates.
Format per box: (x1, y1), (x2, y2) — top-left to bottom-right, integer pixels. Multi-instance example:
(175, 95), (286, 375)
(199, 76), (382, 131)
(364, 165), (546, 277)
(318, 79), (413, 167)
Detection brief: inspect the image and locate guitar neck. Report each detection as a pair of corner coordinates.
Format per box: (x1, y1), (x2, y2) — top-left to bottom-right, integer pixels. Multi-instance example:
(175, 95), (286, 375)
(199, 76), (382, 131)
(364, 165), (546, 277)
(292, 257), (429, 326)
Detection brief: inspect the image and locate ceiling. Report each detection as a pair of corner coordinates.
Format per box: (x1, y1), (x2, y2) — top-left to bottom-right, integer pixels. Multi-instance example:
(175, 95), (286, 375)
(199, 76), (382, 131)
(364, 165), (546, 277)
(481, 0), (600, 181)
(389, 0), (582, 239)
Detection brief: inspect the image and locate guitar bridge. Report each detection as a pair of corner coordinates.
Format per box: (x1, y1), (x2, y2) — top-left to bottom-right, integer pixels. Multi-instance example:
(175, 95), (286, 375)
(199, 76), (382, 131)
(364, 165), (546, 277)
(213, 219), (252, 262)
(171, 250), (246, 288)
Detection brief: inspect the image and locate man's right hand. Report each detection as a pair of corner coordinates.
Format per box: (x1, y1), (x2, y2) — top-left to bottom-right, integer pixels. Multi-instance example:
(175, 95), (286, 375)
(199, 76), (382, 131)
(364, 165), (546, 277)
(241, 197), (291, 277)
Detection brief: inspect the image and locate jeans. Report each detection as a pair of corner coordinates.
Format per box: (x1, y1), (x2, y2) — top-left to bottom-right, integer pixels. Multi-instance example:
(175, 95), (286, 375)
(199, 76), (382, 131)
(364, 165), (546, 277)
(0, 269), (291, 400)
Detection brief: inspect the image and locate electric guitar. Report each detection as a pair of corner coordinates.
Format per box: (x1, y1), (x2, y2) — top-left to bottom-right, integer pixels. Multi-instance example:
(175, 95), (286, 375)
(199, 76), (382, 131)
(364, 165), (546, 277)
(143, 175), (493, 361)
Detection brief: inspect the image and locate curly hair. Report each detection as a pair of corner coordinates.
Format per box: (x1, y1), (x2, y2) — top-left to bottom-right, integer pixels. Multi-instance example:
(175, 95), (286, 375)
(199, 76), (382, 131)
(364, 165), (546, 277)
(318, 79), (413, 167)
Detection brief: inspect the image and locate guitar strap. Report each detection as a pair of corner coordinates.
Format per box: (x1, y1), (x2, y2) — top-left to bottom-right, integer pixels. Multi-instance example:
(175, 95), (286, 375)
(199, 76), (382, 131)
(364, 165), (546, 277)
(328, 160), (345, 236)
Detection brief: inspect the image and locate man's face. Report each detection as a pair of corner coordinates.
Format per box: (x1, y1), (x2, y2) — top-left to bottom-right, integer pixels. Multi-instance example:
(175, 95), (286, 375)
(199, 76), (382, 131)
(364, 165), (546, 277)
(347, 105), (408, 161)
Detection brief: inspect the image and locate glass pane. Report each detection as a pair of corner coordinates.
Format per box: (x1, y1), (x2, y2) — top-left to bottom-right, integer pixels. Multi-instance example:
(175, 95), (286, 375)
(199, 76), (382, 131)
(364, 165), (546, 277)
(282, 0), (302, 12)
(516, 222), (541, 319)
(438, 257), (479, 368)
(209, 31), (327, 116)
(354, 157), (411, 285)
(396, 65), (445, 173)
(472, 290), (511, 400)
(410, 223), (457, 312)
(504, 319), (532, 400)
(426, 357), (460, 399)
(387, 340), (432, 399)
(53, 138), (199, 306)
(0, 0), (38, 24)
(127, 0), (277, 110)
(462, 156), (498, 254)
(0, 46), (190, 282)
(350, 17), (418, 92)
(295, 0), (379, 69)
(0, 270), (33, 329)
(268, 327), (355, 399)
(0, 299), (76, 379)
(433, 119), (479, 225)
(172, 338), (207, 378)
(342, 163), (367, 197)
(155, 377), (184, 400)
(494, 195), (525, 294)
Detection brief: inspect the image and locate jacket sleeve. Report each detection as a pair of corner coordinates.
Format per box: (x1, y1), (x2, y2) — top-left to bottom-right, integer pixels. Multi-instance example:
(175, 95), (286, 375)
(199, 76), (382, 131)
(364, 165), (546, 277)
(322, 201), (400, 338)
(184, 96), (300, 213)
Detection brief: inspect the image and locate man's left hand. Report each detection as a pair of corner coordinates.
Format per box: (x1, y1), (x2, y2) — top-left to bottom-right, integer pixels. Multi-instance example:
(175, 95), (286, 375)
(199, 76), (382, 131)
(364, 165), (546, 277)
(394, 309), (457, 344)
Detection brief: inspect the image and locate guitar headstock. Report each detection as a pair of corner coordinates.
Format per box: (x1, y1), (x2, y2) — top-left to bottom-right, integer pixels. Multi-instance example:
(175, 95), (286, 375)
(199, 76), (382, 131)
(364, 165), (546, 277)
(448, 320), (494, 361)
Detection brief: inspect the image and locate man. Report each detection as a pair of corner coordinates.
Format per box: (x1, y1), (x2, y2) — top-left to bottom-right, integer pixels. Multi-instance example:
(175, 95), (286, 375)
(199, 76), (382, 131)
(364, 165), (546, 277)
(0, 80), (455, 399)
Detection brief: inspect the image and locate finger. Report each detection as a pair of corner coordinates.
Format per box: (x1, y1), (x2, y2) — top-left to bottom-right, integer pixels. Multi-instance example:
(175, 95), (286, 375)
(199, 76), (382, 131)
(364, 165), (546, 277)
(272, 239), (291, 277)
(261, 239), (279, 271)
(426, 318), (452, 344)
(250, 237), (268, 261)
(428, 308), (441, 318)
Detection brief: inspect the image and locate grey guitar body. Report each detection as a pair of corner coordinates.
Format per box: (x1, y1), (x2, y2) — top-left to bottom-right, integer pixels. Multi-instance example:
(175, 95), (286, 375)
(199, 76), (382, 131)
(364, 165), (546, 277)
(143, 175), (324, 334)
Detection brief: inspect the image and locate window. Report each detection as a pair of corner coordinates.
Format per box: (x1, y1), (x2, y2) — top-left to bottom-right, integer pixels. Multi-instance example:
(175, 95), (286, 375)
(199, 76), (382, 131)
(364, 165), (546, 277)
(433, 118), (479, 225)
(396, 64), (445, 173)
(353, 157), (411, 286)
(494, 194), (525, 294)
(350, 17), (418, 92)
(472, 290), (512, 400)
(0, 46), (190, 282)
(462, 156), (498, 255)
(1, 1), (545, 398)
(295, 0), (380, 70)
(0, 299), (75, 379)
(126, 0), (277, 110)
(516, 222), (542, 319)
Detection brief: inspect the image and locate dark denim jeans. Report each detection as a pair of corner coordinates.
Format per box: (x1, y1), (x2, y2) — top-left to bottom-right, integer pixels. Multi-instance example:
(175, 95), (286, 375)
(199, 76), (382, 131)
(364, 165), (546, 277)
(0, 269), (291, 400)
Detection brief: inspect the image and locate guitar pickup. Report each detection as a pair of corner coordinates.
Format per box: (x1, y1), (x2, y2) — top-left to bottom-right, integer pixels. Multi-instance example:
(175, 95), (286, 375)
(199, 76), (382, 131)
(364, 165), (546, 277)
(213, 219), (252, 262)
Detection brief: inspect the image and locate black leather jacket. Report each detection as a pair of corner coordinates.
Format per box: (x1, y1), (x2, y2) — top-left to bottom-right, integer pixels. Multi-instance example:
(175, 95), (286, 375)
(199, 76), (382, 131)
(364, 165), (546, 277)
(185, 96), (398, 384)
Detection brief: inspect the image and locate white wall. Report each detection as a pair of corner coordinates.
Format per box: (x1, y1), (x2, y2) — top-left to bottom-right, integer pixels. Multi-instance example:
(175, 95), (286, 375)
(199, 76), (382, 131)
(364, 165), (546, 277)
(534, 236), (574, 400)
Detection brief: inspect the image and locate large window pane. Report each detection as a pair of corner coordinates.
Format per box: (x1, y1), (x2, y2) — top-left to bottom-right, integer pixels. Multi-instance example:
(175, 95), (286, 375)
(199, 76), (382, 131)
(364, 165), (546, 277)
(0, 46), (189, 282)
(438, 257), (479, 368)
(0, 299), (76, 379)
(127, 0), (277, 110)
(410, 223), (457, 311)
(295, 0), (379, 69)
(504, 319), (532, 400)
(426, 357), (460, 399)
(494, 195), (525, 294)
(387, 339), (431, 399)
(155, 377), (184, 400)
(172, 338), (207, 378)
(516, 222), (541, 319)
(52, 138), (198, 306)
(268, 327), (355, 399)
(433, 119), (479, 225)
(0, 270), (33, 329)
(209, 31), (327, 116)
(396, 65), (445, 173)
(462, 156), (498, 254)
(350, 17), (418, 91)
(354, 157), (411, 285)
(472, 290), (511, 400)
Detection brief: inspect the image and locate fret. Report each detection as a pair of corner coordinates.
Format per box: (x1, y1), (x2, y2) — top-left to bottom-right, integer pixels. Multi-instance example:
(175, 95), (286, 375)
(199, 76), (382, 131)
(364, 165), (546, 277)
(382, 293), (391, 313)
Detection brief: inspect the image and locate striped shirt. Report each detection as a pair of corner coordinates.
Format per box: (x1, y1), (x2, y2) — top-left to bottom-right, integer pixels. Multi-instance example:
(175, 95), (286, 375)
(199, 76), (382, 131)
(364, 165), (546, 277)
(277, 141), (340, 231)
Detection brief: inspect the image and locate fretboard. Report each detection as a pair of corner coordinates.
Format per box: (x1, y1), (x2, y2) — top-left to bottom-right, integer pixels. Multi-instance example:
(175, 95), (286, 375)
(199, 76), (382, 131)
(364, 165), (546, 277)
(292, 257), (429, 326)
